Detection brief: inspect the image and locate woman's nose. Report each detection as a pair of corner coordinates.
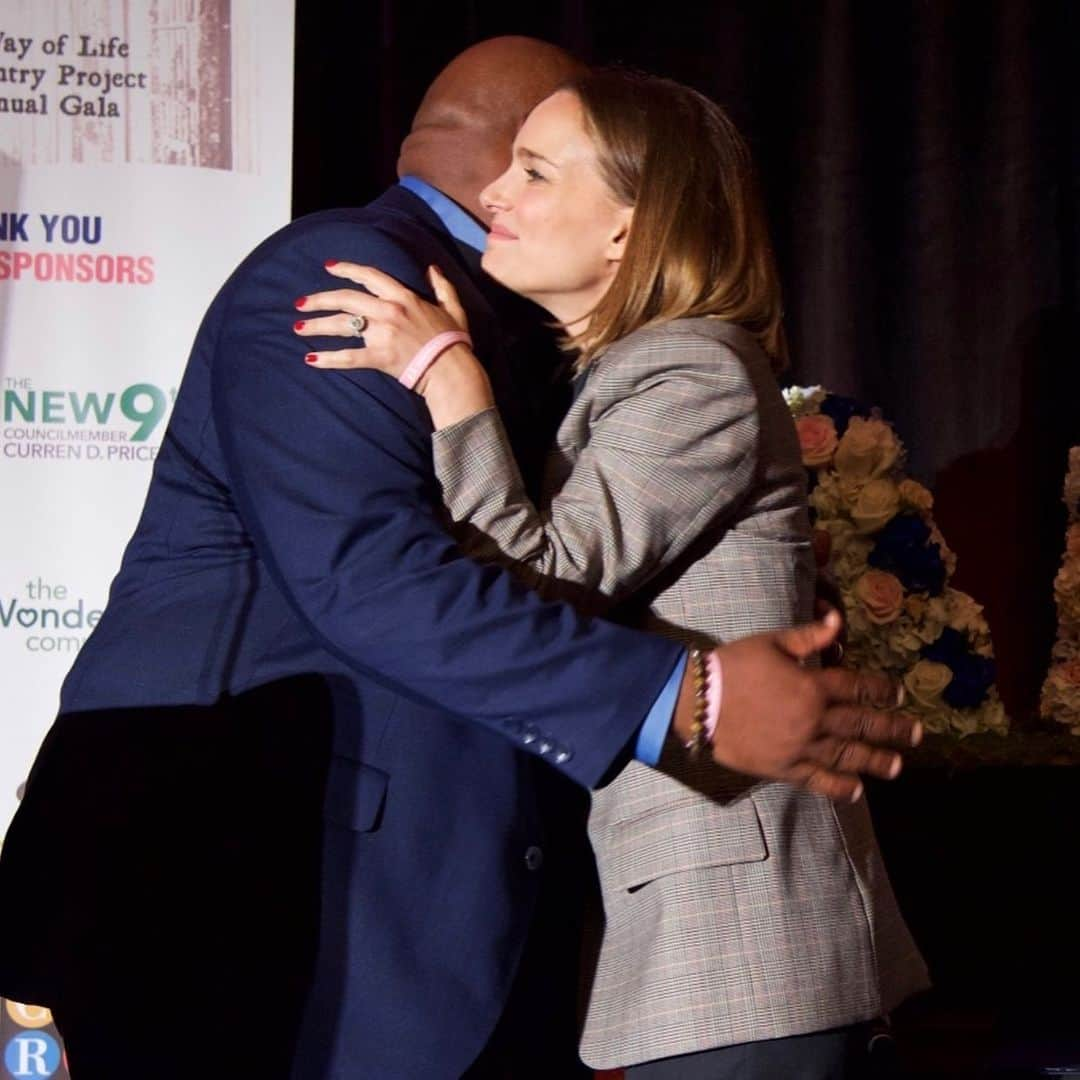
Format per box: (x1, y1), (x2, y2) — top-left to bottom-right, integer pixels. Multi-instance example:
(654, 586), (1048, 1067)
(480, 174), (510, 214)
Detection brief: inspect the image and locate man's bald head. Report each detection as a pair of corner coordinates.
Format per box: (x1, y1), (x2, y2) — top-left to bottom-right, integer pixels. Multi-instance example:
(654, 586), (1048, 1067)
(398, 36), (583, 223)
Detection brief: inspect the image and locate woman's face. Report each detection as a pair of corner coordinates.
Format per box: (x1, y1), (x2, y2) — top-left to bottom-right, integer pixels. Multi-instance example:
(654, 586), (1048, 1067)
(479, 90), (632, 329)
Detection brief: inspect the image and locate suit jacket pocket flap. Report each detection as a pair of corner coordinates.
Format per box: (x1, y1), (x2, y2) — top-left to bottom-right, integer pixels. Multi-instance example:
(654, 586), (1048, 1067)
(598, 795), (767, 892)
(323, 756), (388, 833)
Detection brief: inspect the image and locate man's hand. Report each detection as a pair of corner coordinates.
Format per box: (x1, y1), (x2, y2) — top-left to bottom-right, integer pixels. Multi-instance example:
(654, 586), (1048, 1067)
(813, 573), (846, 667)
(670, 611), (919, 803)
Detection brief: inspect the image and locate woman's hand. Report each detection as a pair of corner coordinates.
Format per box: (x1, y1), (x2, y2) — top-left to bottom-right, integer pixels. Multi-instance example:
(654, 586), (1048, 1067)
(295, 261), (495, 427)
(295, 262), (469, 380)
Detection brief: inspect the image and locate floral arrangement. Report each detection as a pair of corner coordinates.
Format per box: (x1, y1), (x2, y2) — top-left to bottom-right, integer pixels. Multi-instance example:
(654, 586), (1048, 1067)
(1039, 447), (1080, 734)
(784, 385), (1008, 737)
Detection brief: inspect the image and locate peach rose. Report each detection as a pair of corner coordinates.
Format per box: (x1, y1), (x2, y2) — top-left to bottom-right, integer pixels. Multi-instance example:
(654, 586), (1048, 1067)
(1061, 657), (1080, 686)
(853, 569), (905, 624)
(904, 659), (954, 708)
(852, 478), (901, 534)
(796, 414), (839, 468)
(1056, 561), (1080, 614)
(1066, 523), (1080, 559)
(834, 417), (900, 484)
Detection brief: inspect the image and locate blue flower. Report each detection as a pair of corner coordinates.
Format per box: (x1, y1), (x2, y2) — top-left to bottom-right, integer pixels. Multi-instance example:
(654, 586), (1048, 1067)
(867, 514), (947, 596)
(921, 627), (967, 665)
(942, 653), (996, 709)
(819, 394), (871, 437)
(921, 629), (996, 709)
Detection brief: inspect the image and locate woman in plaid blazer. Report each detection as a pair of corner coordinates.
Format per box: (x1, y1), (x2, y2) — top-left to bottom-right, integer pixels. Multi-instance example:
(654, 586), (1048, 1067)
(303, 68), (928, 1079)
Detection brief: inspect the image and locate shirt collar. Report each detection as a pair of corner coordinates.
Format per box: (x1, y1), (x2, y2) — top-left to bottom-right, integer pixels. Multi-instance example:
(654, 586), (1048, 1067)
(399, 176), (487, 253)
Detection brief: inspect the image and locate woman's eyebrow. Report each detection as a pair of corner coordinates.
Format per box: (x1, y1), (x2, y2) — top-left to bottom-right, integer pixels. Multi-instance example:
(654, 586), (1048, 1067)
(517, 146), (560, 168)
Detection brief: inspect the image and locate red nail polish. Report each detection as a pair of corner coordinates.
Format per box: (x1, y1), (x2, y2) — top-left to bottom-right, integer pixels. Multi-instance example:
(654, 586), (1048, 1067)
(304, 353), (318, 364)
(294, 320), (306, 331)
(294, 296), (307, 309)
(324, 259), (338, 268)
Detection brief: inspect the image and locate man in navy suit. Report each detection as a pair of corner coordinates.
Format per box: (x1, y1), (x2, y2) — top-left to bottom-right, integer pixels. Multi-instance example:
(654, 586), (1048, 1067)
(0, 38), (917, 1080)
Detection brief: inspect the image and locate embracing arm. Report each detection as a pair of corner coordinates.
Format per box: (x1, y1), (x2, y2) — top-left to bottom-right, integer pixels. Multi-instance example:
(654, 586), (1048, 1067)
(211, 219), (681, 789)
(298, 263), (758, 612)
(289, 255), (922, 800)
(426, 336), (916, 792)
(433, 328), (760, 613)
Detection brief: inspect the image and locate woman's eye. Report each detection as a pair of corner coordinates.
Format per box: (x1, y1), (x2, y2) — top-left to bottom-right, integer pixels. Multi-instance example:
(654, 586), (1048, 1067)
(524, 167), (546, 182)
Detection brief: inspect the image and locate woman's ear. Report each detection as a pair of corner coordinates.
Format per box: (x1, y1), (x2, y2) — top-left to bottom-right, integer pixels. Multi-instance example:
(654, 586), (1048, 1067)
(605, 206), (634, 264)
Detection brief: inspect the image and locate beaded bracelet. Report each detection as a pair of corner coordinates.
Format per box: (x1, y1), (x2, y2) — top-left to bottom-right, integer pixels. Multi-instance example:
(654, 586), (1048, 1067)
(704, 647), (723, 742)
(684, 647), (724, 759)
(684, 648), (710, 759)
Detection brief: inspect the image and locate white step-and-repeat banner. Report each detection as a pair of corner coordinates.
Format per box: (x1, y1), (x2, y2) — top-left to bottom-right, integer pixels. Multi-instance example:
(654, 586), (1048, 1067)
(1, 0), (293, 1071)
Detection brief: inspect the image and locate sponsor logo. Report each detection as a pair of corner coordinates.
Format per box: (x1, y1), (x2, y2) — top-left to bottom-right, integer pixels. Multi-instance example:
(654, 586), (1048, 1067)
(2, 1004), (51, 1031)
(3, 378), (175, 460)
(4, 1031), (61, 1078)
(0, 579), (102, 656)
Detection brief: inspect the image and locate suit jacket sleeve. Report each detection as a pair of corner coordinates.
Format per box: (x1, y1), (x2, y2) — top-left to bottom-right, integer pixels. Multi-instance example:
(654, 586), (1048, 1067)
(431, 326), (760, 615)
(209, 217), (680, 788)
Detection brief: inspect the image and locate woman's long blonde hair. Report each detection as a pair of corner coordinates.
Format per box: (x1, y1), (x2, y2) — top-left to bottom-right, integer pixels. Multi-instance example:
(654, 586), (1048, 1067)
(566, 68), (787, 372)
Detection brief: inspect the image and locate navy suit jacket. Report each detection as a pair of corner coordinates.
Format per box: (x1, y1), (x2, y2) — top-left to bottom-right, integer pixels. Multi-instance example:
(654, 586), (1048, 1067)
(44, 186), (680, 1076)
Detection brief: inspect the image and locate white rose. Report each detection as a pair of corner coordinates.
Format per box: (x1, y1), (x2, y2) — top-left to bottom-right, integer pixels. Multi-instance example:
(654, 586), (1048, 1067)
(949, 708), (982, 737)
(831, 531), (873, 587)
(851, 478), (901, 534)
(783, 385), (826, 416)
(930, 524), (958, 576)
(822, 517), (858, 548)
(919, 709), (949, 736)
(945, 589), (987, 636)
(885, 616), (924, 661)
(899, 478), (934, 515)
(981, 698), (1010, 736)
(912, 597), (948, 643)
(810, 473), (846, 520)
(904, 659), (953, 709)
(833, 417), (900, 485)
(905, 595), (927, 620)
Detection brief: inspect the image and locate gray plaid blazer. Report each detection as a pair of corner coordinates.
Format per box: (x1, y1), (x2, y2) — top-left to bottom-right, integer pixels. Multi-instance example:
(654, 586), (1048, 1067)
(433, 316), (928, 1069)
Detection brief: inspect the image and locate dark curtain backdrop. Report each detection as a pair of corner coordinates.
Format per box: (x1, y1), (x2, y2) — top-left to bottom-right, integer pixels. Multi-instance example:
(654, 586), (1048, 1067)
(294, 0), (1080, 724)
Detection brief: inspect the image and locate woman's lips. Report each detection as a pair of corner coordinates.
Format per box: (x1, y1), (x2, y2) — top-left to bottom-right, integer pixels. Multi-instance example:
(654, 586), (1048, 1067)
(488, 223), (518, 240)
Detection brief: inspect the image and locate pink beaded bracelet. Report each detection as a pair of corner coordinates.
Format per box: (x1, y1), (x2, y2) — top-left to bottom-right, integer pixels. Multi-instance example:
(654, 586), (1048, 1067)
(398, 330), (473, 391)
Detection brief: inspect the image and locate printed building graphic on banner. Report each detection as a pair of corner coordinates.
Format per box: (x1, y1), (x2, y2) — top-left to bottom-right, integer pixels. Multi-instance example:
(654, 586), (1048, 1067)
(0, 0), (294, 845)
(1, 1000), (68, 1080)
(0, 0), (257, 171)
